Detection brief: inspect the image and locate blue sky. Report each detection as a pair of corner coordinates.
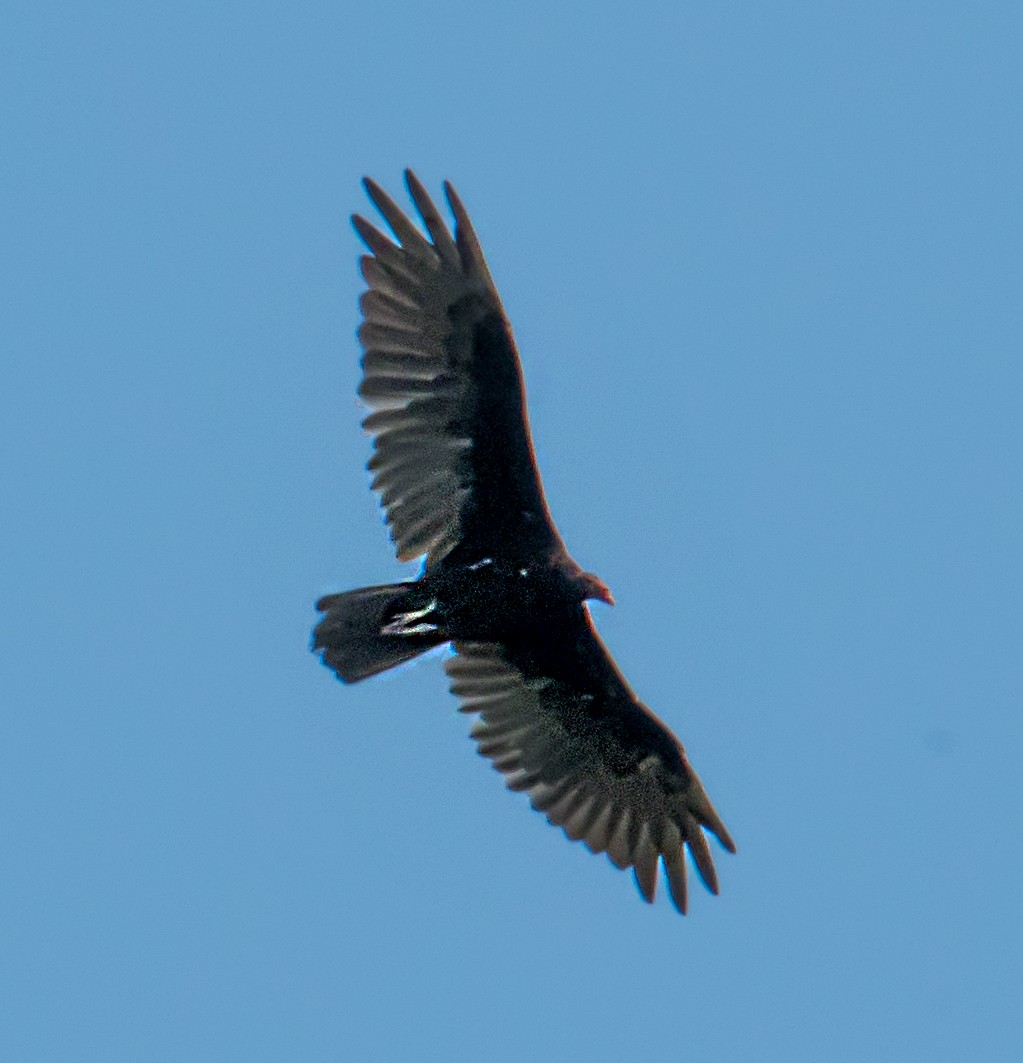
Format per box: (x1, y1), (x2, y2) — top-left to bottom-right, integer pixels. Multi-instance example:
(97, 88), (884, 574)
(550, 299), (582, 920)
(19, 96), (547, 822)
(3, 2), (1021, 1060)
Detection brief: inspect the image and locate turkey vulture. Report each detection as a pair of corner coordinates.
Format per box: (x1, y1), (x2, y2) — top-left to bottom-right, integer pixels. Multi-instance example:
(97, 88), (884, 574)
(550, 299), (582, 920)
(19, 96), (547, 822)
(313, 171), (735, 913)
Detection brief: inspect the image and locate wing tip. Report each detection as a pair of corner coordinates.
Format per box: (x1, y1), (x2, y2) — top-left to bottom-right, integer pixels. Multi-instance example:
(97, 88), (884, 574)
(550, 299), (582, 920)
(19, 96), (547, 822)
(688, 770), (737, 854)
(688, 830), (720, 896)
(633, 867), (658, 906)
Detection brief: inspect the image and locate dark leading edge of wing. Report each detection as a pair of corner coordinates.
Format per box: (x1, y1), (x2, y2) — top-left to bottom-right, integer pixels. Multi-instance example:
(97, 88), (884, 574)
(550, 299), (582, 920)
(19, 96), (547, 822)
(354, 171), (564, 567)
(445, 612), (736, 914)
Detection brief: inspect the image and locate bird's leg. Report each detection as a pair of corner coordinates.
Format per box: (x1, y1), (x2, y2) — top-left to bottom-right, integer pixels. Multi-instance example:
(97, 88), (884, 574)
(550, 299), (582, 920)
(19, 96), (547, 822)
(381, 598), (440, 637)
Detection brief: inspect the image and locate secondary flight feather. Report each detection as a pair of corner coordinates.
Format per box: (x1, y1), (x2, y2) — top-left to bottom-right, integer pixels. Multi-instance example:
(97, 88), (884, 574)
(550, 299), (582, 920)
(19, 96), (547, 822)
(313, 171), (735, 913)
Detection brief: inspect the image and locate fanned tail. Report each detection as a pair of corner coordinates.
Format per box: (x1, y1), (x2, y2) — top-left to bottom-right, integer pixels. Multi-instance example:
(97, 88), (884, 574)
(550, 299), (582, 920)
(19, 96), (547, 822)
(313, 583), (443, 684)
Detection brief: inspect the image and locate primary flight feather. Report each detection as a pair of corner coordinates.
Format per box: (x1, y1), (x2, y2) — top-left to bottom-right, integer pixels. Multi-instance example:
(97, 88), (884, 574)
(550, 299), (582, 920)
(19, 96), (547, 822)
(313, 171), (735, 913)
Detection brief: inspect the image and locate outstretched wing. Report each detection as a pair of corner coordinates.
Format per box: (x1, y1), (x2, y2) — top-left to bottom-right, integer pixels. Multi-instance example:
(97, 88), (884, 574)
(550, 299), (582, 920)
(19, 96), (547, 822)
(354, 170), (564, 568)
(445, 617), (736, 914)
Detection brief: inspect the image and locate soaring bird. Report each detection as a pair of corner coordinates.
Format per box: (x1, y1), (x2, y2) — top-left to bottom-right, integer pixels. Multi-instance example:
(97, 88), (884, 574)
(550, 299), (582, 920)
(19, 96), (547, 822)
(313, 171), (735, 913)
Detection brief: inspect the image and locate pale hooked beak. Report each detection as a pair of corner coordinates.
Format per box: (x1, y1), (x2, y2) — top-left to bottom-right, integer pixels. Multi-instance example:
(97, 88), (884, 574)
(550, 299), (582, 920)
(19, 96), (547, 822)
(583, 572), (615, 607)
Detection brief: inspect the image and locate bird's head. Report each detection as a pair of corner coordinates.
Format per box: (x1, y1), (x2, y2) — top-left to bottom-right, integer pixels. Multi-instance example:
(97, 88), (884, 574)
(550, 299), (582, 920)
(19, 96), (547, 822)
(579, 570), (615, 607)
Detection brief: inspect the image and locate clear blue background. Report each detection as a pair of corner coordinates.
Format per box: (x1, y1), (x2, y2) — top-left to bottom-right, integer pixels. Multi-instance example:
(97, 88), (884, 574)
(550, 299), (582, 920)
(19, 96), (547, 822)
(3, 3), (1021, 1060)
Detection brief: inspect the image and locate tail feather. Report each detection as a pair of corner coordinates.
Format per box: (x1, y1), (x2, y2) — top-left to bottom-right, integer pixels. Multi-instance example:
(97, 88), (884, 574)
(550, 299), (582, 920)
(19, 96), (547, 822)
(313, 583), (443, 684)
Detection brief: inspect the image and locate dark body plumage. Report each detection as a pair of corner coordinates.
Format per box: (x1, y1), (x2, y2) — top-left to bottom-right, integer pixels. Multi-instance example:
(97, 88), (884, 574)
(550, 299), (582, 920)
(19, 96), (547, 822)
(313, 172), (735, 913)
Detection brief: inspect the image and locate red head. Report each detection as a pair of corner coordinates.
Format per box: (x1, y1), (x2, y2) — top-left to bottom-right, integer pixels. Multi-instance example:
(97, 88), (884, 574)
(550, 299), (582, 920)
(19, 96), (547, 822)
(579, 570), (615, 607)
